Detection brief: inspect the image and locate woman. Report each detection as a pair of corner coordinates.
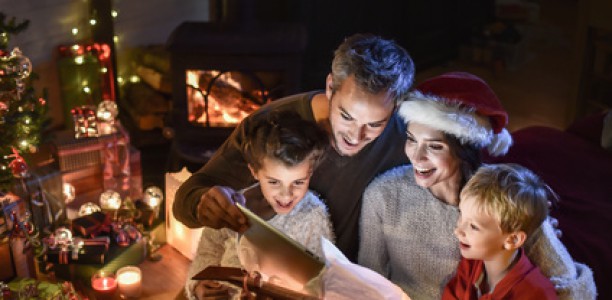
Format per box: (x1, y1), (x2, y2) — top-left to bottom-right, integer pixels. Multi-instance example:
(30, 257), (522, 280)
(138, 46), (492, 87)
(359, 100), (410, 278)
(358, 72), (596, 300)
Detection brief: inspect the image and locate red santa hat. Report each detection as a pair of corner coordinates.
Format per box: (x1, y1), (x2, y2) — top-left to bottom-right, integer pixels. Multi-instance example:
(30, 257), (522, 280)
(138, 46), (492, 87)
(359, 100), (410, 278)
(398, 72), (512, 156)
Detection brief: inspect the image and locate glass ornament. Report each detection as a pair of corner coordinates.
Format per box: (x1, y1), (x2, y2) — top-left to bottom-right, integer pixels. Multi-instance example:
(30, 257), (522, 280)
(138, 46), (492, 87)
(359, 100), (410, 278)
(142, 186), (163, 208)
(78, 202), (101, 216)
(96, 100), (118, 122)
(53, 227), (73, 247)
(100, 189), (122, 210)
(10, 47), (32, 79)
(63, 182), (76, 204)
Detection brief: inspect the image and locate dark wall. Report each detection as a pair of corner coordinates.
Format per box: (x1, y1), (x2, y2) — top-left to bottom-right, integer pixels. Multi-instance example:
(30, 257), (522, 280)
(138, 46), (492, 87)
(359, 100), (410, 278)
(216, 0), (495, 91)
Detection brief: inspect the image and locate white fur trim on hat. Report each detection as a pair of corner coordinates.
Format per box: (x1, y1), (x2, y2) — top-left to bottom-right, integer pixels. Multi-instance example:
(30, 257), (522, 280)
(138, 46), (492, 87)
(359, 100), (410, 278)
(398, 91), (512, 156)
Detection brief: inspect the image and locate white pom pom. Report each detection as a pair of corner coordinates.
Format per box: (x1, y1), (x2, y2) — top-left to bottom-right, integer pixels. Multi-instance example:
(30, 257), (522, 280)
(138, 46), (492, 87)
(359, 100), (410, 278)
(487, 128), (513, 156)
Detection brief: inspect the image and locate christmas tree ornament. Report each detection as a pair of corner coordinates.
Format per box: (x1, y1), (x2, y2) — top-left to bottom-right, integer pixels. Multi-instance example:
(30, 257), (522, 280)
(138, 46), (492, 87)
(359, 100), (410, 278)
(62, 182), (76, 204)
(10, 47), (32, 79)
(142, 186), (163, 209)
(78, 202), (101, 216)
(96, 99), (118, 135)
(115, 228), (130, 247)
(8, 147), (29, 178)
(99, 189), (121, 210)
(52, 227), (73, 247)
(96, 99), (118, 121)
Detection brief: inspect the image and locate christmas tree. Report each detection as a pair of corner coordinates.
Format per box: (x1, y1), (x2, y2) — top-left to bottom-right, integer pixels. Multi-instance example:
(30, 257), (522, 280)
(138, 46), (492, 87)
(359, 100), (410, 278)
(0, 13), (49, 189)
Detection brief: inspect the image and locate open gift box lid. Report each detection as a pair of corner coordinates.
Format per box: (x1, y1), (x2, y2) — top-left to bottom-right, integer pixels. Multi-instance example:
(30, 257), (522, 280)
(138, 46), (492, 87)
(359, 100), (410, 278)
(193, 266), (317, 300)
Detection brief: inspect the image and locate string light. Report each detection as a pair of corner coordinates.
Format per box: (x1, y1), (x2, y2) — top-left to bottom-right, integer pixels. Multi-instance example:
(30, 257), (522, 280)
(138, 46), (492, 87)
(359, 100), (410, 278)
(101, 67), (108, 73)
(74, 56), (85, 65)
(89, 19), (97, 26)
(111, 10), (118, 18)
(72, 28), (79, 36)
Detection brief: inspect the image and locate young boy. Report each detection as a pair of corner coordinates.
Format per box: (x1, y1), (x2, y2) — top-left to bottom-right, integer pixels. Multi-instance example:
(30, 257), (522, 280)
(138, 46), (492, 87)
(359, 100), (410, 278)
(185, 110), (334, 300)
(443, 163), (558, 299)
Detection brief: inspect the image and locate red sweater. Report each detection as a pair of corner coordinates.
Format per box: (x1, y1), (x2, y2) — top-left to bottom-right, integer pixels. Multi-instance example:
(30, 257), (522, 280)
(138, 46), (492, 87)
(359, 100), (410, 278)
(442, 248), (557, 300)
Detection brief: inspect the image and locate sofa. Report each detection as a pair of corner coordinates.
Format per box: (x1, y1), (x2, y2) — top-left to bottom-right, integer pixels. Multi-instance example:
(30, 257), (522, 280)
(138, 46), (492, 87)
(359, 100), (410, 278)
(485, 111), (612, 299)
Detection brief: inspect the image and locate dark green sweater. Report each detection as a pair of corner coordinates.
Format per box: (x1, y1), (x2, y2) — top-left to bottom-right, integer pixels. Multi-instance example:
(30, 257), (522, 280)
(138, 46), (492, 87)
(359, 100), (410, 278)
(173, 91), (409, 261)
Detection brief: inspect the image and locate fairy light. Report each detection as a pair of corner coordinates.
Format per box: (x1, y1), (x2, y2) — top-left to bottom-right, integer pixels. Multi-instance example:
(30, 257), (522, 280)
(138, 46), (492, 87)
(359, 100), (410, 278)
(113, 35), (118, 44)
(89, 19), (97, 26)
(19, 140), (28, 148)
(74, 56), (84, 65)
(129, 75), (140, 83)
(72, 28), (79, 36)
(83, 86), (91, 94)
(117, 76), (124, 84)
(111, 10), (118, 18)
(101, 67), (108, 73)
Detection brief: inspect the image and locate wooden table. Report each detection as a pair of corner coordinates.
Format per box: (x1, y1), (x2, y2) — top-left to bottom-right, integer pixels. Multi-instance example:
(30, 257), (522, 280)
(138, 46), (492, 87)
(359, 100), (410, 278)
(140, 244), (191, 299)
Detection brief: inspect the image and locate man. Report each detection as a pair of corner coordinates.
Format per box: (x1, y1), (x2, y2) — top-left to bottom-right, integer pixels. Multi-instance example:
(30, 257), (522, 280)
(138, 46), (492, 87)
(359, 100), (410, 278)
(173, 33), (415, 261)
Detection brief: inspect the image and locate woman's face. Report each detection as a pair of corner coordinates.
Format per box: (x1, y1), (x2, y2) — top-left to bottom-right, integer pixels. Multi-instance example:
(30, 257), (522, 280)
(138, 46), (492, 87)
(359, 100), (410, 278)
(404, 122), (463, 200)
(249, 157), (313, 214)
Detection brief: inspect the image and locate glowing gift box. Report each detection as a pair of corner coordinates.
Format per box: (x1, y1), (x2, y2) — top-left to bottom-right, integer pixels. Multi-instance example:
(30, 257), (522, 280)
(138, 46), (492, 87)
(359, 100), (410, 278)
(165, 168), (202, 260)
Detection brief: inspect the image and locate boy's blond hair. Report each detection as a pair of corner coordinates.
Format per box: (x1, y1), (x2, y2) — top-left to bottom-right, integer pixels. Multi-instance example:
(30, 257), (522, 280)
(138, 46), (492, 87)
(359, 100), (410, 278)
(460, 163), (556, 236)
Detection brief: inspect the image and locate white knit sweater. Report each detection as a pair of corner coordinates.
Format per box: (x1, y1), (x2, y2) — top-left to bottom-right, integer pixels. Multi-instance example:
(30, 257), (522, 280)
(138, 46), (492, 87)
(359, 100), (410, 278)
(358, 165), (596, 300)
(185, 190), (334, 300)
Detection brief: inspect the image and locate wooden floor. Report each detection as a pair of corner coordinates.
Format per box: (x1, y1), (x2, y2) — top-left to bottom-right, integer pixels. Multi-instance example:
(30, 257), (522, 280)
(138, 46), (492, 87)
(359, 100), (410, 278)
(140, 244), (191, 299)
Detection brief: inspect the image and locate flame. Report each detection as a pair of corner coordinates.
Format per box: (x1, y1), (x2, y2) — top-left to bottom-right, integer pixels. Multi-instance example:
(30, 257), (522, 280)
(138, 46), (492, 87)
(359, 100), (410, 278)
(186, 70), (264, 126)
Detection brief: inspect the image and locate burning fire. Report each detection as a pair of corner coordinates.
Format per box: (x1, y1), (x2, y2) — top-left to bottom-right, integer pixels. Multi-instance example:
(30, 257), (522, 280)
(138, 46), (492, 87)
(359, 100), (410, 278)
(186, 70), (265, 127)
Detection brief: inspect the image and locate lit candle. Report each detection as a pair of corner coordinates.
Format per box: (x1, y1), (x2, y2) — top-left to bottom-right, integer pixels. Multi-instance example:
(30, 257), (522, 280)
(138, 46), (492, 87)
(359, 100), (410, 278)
(91, 271), (118, 300)
(116, 266), (142, 299)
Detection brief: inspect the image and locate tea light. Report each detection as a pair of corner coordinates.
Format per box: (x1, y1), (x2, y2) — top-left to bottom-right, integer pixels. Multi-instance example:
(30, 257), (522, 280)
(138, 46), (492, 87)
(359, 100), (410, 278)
(116, 266), (142, 298)
(91, 271), (118, 300)
(100, 189), (122, 210)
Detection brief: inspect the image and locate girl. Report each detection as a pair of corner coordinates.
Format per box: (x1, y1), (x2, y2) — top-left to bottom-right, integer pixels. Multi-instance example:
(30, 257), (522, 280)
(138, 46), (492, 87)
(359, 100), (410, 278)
(185, 110), (334, 300)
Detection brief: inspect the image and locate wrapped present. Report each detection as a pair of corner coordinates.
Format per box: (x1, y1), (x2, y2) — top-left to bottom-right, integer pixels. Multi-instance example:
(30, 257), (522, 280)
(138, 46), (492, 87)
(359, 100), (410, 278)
(50, 128), (142, 212)
(57, 43), (116, 127)
(10, 164), (65, 234)
(45, 242), (109, 265)
(71, 211), (111, 238)
(53, 237), (146, 283)
(71, 106), (99, 139)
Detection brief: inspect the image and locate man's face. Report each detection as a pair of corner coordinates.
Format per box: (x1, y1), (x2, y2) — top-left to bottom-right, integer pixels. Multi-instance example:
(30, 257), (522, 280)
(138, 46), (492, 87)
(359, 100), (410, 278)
(326, 75), (395, 157)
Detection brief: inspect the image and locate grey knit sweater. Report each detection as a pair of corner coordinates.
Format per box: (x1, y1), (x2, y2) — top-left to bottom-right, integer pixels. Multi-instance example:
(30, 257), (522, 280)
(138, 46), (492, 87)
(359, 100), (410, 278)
(185, 190), (334, 300)
(358, 165), (596, 300)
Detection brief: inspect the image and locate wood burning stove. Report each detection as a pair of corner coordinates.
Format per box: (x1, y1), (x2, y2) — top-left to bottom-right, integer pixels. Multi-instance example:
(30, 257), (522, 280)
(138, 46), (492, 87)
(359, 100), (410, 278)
(166, 21), (307, 171)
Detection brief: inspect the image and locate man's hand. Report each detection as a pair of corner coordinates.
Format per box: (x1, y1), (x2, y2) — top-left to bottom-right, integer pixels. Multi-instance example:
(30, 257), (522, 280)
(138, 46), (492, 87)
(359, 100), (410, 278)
(194, 280), (231, 300)
(196, 186), (248, 233)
